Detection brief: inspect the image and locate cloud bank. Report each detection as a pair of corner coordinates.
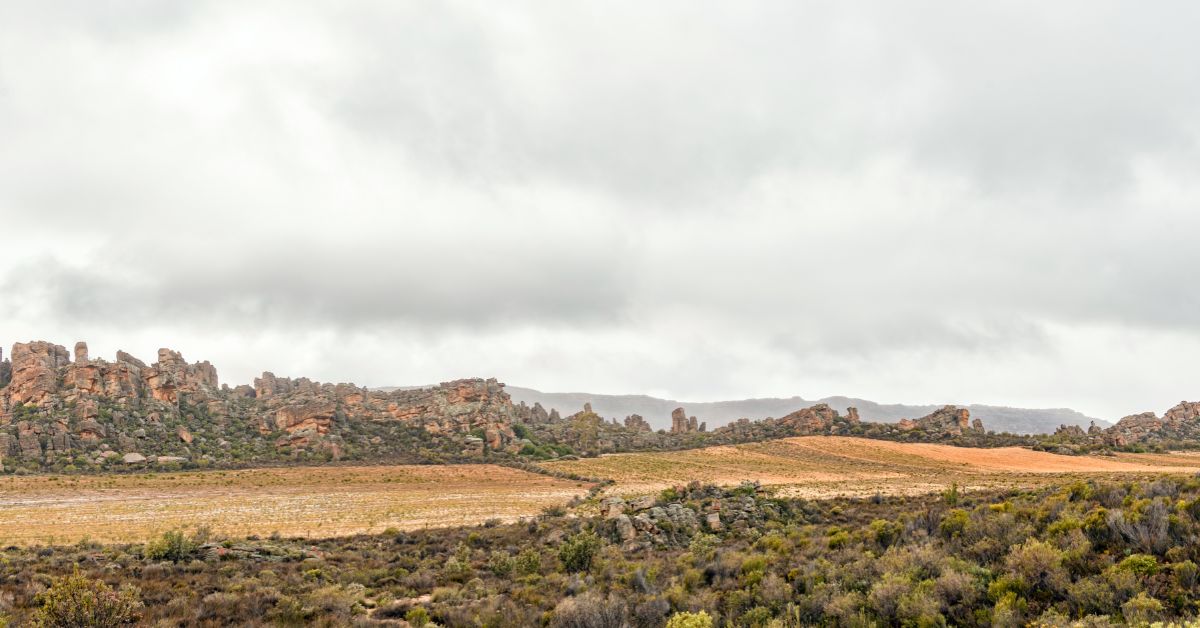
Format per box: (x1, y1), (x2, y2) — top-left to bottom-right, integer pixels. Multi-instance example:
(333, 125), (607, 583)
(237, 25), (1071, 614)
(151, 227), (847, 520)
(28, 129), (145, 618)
(2, 1), (1199, 419)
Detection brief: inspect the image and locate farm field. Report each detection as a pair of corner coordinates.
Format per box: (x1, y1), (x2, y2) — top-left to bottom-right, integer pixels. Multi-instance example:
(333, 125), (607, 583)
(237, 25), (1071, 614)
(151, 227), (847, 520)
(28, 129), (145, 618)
(0, 465), (588, 545)
(543, 436), (1200, 498)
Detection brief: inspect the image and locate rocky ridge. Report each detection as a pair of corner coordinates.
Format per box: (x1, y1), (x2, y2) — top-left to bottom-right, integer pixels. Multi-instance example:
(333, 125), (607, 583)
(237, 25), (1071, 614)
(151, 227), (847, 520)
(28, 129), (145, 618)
(1050, 401), (1200, 450)
(0, 340), (520, 471)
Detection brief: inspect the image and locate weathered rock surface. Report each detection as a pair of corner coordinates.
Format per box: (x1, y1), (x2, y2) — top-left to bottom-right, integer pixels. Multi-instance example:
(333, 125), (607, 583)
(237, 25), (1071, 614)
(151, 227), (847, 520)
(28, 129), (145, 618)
(0, 339), (526, 468)
(897, 405), (974, 436)
(624, 414), (652, 432)
(7, 341), (71, 406)
(777, 403), (842, 433)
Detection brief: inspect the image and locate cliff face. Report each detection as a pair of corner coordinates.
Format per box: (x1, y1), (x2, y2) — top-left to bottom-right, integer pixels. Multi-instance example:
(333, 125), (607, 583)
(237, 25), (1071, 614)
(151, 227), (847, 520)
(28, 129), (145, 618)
(0, 340), (520, 470)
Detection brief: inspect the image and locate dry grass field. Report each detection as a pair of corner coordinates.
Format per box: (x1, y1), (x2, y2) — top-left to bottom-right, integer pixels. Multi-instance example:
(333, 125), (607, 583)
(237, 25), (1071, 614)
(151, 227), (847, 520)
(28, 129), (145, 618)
(9, 437), (1200, 545)
(543, 436), (1200, 498)
(0, 465), (589, 545)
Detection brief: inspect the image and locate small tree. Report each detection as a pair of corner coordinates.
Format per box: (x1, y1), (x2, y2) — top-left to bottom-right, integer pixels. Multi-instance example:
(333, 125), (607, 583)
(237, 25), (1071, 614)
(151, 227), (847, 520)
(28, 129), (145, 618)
(34, 568), (142, 627)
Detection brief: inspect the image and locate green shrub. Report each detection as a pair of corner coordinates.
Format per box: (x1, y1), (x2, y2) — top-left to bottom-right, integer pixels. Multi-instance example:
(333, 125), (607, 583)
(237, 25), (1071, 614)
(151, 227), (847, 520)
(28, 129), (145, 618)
(143, 529), (199, 563)
(33, 569), (143, 627)
(514, 548), (542, 575)
(1117, 554), (1159, 576)
(665, 611), (714, 628)
(1123, 592), (1164, 626)
(940, 509), (970, 539)
(488, 550), (515, 577)
(559, 531), (603, 573)
(405, 607), (430, 627)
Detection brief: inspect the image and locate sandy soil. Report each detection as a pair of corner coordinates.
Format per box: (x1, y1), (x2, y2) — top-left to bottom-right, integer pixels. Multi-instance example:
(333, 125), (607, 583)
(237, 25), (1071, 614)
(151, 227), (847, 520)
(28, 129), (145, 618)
(544, 436), (1200, 499)
(0, 465), (588, 545)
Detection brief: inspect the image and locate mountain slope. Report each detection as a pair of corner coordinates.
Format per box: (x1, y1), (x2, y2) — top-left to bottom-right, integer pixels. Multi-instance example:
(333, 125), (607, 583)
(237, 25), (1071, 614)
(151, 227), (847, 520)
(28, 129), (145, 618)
(505, 387), (1105, 435)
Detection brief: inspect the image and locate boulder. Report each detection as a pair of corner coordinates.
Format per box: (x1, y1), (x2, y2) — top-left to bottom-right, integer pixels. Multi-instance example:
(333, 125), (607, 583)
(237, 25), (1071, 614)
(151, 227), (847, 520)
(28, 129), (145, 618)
(122, 452), (147, 464)
(615, 514), (636, 541)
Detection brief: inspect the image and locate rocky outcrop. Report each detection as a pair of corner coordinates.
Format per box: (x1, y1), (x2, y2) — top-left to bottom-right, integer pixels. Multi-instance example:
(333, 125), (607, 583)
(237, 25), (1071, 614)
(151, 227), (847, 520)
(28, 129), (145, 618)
(777, 403), (842, 433)
(624, 414), (652, 432)
(1163, 401), (1200, 427)
(669, 407), (704, 434)
(7, 342), (71, 406)
(670, 407), (688, 434)
(274, 401), (336, 435)
(1099, 402), (1200, 447)
(143, 349), (219, 404)
(0, 340), (530, 468)
(898, 406), (974, 436)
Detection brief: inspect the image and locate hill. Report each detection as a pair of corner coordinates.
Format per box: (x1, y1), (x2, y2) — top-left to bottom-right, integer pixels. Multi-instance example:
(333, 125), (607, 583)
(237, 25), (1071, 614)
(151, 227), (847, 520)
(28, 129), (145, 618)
(506, 386), (1105, 435)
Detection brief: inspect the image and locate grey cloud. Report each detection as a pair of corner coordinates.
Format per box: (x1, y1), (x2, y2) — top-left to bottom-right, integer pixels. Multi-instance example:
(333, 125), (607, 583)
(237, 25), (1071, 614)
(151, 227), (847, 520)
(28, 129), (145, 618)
(2, 2), (1200, 417)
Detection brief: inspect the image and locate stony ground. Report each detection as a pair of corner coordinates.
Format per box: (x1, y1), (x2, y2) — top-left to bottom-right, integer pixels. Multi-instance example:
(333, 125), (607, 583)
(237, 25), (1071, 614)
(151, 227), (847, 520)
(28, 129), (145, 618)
(543, 435), (1200, 498)
(0, 465), (588, 545)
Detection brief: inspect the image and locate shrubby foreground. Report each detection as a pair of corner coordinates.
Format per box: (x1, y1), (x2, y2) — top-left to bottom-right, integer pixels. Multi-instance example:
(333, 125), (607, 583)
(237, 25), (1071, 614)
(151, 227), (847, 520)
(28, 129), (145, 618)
(4, 476), (1200, 626)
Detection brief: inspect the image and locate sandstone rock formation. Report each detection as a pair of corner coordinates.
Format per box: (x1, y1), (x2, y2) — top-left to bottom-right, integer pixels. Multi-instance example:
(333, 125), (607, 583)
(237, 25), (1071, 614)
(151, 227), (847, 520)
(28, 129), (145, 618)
(777, 403), (842, 433)
(0, 340), (526, 467)
(623, 414), (652, 432)
(897, 406), (974, 436)
(7, 341), (71, 406)
(670, 407), (687, 433)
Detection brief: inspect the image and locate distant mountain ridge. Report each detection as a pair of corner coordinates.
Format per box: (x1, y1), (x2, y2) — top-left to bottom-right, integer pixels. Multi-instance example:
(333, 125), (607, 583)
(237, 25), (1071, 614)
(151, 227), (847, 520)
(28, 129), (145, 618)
(503, 387), (1106, 435)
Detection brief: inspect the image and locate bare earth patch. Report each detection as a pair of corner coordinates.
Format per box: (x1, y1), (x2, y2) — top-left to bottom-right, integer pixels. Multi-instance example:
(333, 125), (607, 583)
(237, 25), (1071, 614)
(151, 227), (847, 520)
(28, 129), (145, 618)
(0, 465), (588, 545)
(544, 436), (1200, 499)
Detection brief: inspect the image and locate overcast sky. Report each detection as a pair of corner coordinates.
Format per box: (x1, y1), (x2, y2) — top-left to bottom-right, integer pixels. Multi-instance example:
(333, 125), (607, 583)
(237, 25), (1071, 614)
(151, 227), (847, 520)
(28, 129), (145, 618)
(2, 2), (1198, 420)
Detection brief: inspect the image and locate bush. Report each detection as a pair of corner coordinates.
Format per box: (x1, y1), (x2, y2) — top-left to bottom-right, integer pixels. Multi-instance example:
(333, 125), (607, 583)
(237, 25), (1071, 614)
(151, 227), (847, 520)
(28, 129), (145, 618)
(1122, 592), (1164, 626)
(488, 550), (515, 577)
(665, 611), (714, 628)
(559, 531), (603, 573)
(143, 529), (199, 563)
(405, 607), (430, 627)
(550, 593), (627, 628)
(33, 569), (143, 627)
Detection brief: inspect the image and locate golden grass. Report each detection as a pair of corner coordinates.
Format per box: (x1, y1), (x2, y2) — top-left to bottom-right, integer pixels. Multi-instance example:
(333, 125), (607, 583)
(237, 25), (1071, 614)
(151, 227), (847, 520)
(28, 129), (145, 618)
(0, 465), (588, 545)
(543, 436), (1200, 499)
(9, 437), (1200, 545)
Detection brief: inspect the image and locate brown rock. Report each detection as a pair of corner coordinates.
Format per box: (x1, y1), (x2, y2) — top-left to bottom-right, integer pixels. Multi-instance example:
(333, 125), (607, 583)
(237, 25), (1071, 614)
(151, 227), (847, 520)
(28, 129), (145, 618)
(904, 405), (972, 436)
(7, 341), (71, 406)
(77, 418), (106, 442)
(74, 342), (89, 364)
(116, 351), (147, 369)
(778, 404), (841, 434)
(143, 348), (219, 403)
(615, 514), (636, 541)
(624, 414), (652, 432)
(275, 401), (336, 435)
(177, 426), (194, 444)
(670, 407), (689, 434)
